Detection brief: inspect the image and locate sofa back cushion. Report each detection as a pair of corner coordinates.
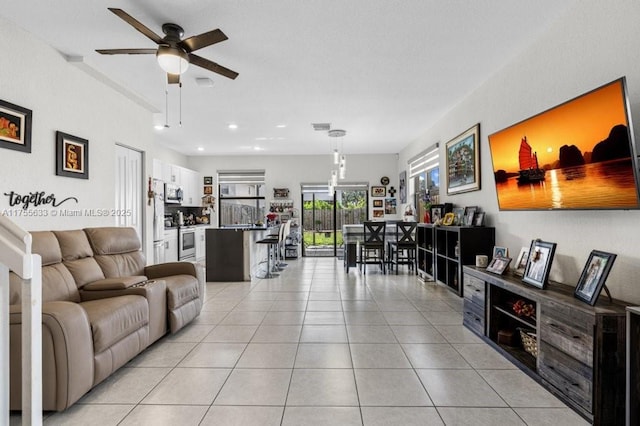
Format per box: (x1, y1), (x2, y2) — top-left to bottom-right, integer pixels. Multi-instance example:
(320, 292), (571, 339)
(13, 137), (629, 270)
(12, 231), (81, 303)
(84, 227), (146, 278)
(53, 230), (105, 288)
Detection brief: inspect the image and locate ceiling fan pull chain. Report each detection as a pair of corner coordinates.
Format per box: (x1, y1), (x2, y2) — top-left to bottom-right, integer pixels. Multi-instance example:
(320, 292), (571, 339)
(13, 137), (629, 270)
(179, 81), (183, 127)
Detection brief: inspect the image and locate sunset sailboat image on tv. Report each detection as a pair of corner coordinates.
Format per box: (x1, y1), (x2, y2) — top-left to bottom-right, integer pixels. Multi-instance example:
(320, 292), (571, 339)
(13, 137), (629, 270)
(487, 78), (640, 210)
(517, 136), (545, 184)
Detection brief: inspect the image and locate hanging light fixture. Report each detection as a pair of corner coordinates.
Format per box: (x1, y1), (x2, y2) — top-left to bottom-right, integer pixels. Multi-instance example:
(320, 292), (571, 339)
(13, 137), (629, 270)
(328, 129), (347, 180)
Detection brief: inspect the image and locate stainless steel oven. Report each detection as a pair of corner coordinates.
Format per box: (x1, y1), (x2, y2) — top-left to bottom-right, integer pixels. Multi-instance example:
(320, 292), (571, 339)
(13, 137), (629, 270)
(179, 226), (196, 261)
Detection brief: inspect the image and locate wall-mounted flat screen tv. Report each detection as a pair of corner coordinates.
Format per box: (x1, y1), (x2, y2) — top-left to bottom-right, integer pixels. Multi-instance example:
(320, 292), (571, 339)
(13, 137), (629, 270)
(488, 77), (640, 210)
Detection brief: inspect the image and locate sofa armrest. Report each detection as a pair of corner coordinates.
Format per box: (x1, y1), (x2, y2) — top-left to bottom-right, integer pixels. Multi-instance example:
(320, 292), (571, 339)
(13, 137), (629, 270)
(145, 262), (197, 279)
(10, 301), (94, 411)
(82, 276), (148, 291)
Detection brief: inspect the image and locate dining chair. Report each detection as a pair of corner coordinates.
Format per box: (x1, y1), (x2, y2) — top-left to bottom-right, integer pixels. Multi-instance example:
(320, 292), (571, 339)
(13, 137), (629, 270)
(359, 221), (386, 274)
(389, 221), (417, 274)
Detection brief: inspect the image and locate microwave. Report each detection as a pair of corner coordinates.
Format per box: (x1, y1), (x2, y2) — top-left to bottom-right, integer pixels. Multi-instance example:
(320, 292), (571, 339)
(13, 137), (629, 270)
(164, 183), (183, 204)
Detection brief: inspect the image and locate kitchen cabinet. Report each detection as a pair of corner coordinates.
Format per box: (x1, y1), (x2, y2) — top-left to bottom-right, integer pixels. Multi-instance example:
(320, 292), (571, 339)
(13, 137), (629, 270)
(180, 167), (201, 207)
(162, 162), (181, 185)
(164, 228), (178, 262)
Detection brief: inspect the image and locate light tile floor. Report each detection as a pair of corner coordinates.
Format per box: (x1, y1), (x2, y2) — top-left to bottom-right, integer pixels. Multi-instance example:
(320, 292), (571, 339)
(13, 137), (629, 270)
(12, 257), (589, 425)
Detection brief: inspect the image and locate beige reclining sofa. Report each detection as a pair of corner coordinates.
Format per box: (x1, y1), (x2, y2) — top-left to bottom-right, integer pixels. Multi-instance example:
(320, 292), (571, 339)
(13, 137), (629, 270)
(9, 227), (204, 411)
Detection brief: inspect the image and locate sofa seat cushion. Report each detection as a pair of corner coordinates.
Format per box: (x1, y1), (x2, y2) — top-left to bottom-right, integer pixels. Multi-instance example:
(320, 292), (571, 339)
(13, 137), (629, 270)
(164, 275), (200, 310)
(80, 295), (148, 353)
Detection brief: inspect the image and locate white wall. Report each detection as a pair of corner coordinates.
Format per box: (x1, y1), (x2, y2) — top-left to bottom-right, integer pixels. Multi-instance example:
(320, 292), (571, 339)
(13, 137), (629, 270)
(0, 16), (159, 256)
(398, 0), (640, 303)
(187, 154), (399, 227)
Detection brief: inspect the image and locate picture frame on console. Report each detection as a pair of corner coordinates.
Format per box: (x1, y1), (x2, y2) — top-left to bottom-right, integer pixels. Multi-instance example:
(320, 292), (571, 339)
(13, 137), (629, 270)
(574, 250), (617, 306)
(445, 123), (481, 195)
(486, 256), (511, 275)
(513, 247), (530, 276)
(522, 239), (556, 289)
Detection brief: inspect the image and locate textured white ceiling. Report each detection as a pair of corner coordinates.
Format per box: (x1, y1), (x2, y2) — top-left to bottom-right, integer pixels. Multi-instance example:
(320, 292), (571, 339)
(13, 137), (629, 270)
(1, 0), (577, 156)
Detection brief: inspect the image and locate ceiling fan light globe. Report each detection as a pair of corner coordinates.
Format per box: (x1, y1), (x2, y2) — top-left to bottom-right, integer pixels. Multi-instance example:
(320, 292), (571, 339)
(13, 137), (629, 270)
(156, 46), (189, 74)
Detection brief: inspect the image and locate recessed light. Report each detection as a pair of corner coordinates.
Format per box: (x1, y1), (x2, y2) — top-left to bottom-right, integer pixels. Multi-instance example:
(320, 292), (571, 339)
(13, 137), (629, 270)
(154, 124), (164, 130)
(276, 124), (287, 128)
(197, 147), (204, 151)
(228, 123), (238, 130)
(253, 146), (264, 151)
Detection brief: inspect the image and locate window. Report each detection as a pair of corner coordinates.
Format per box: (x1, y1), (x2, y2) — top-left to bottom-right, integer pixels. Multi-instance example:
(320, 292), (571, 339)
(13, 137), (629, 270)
(218, 170), (266, 227)
(408, 144), (440, 218)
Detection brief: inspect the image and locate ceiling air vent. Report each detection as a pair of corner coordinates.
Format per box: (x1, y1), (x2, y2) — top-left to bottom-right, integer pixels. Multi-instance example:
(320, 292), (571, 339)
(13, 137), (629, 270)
(312, 123), (331, 131)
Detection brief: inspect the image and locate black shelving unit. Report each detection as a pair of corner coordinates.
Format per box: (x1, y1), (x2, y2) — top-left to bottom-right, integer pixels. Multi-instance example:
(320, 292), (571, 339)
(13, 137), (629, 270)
(433, 226), (495, 296)
(416, 224), (435, 280)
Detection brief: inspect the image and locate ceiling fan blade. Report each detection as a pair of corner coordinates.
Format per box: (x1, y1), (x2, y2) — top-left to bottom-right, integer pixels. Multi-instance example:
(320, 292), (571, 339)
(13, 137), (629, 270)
(179, 29), (228, 53)
(167, 73), (180, 85)
(96, 48), (157, 55)
(188, 53), (239, 80)
(108, 8), (163, 45)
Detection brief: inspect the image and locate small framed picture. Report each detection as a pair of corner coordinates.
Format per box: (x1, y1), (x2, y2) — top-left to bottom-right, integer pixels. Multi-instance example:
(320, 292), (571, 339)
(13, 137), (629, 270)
(513, 247), (530, 276)
(0, 98), (32, 153)
(56, 131), (88, 179)
(463, 206), (477, 226)
(493, 246), (508, 259)
(574, 250), (617, 306)
(371, 186), (386, 197)
(452, 207), (465, 225)
(442, 212), (455, 226)
(204, 185), (213, 195)
(203, 176), (213, 185)
(274, 188), (289, 198)
(372, 209), (384, 218)
(372, 199), (383, 208)
(487, 256), (512, 275)
(430, 204), (445, 222)
(473, 212), (485, 226)
(522, 239), (557, 289)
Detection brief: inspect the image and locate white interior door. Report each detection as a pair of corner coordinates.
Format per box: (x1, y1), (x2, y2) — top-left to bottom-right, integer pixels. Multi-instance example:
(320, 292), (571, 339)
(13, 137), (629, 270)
(115, 144), (143, 240)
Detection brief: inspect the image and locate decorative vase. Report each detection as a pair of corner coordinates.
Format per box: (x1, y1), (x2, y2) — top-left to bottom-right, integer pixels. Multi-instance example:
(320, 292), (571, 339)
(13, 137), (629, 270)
(423, 211), (430, 224)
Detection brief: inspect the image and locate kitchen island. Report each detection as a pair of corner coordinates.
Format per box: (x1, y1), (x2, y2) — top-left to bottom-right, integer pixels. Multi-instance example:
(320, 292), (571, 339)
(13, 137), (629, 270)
(205, 227), (272, 281)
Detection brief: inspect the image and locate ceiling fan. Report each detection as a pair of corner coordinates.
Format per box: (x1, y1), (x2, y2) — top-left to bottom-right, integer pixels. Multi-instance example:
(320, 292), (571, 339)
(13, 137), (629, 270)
(96, 8), (238, 84)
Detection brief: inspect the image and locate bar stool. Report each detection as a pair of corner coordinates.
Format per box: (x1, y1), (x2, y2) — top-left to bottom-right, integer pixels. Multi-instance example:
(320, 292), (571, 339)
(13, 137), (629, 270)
(256, 232), (280, 278)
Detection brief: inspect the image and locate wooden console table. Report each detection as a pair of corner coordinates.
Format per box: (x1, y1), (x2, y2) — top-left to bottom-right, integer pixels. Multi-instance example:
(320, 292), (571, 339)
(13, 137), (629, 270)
(463, 266), (627, 425)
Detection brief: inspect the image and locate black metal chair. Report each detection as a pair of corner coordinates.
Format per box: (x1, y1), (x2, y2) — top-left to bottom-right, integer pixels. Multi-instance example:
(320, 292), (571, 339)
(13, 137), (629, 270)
(359, 221), (386, 274)
(388, 221), (417, 274)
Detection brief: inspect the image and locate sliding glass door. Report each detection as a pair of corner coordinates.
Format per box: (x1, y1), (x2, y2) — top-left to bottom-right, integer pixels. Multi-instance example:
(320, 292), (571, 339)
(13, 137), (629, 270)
(301, 184), (367, 258)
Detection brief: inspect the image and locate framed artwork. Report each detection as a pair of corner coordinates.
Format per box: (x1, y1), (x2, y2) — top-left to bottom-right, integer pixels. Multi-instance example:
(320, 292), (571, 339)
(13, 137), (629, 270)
(384, 198), (397, 214)
(463, 206), (477, 226)
(445, 123), (481, 195)
(473, 211), (485, 226)
(0, 99), (32, 153)
(574, 250), (617, 306)
(56, 131), (88, 179)
(442, 212), (455, 226)
(514, 247), (530, 276)
(371, 186), (386, 197)
(493, 246), (508, 258)
(273, 188), (289, 198)
(203, 185), (213, 195)
(487, 256), (512, 275)
(373, 199), (383, 208)
(430, 204), (444, 222)
(372, 209), (384, 218)
(203, 176), (213, 185)
(522, 239), (557, 289)
(399, 170), (407, 203)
